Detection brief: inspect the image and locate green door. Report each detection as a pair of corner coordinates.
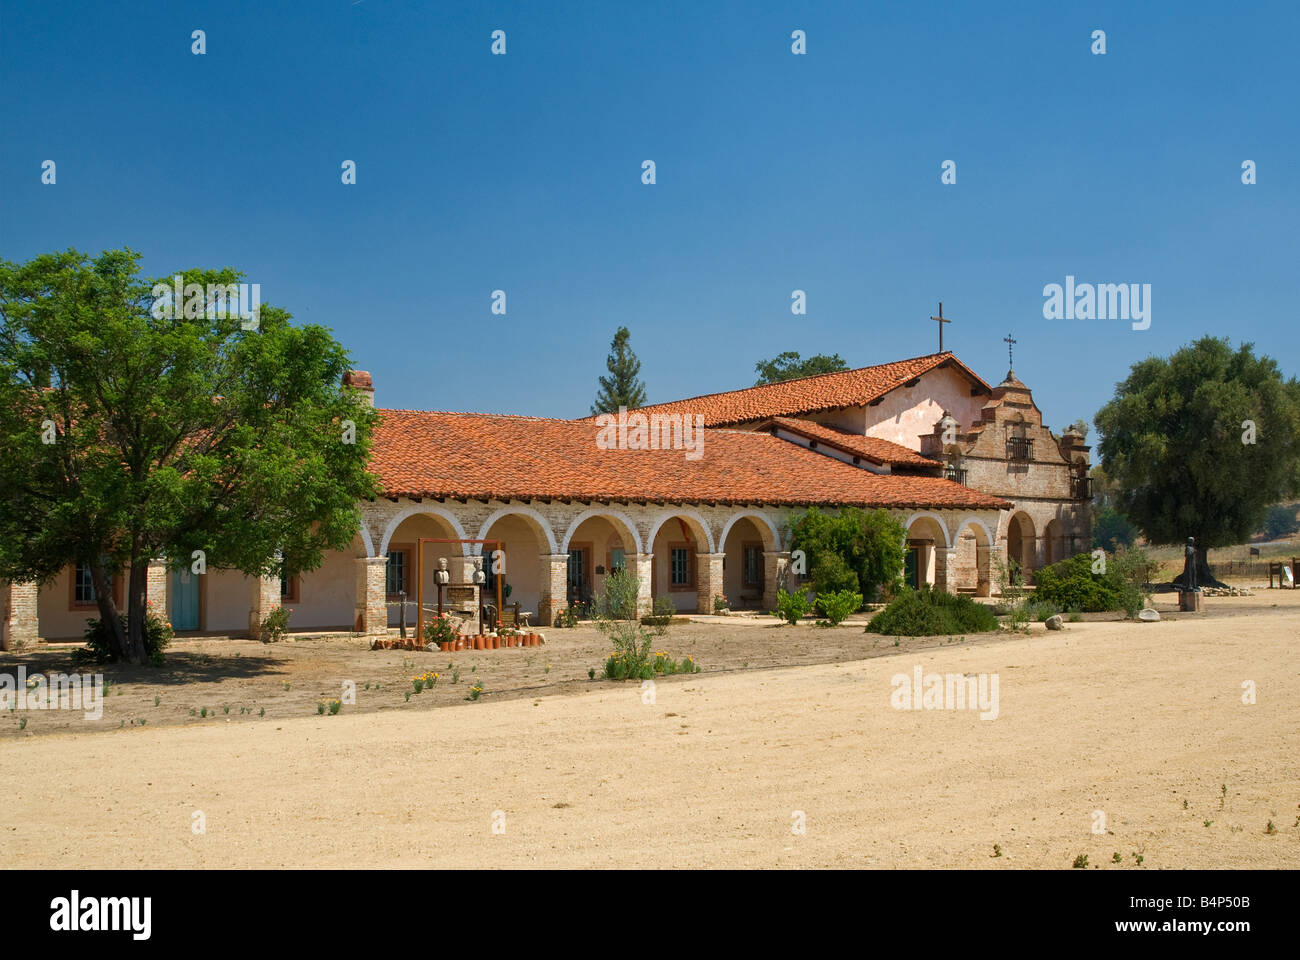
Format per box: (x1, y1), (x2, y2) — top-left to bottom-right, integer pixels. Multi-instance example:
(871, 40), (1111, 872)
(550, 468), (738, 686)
(904, 547), (920, 590)
(170, 568), (200, 630)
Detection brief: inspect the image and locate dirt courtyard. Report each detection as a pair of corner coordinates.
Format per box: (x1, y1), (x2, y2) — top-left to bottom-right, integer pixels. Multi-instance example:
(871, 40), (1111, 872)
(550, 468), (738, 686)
(2, 591), (1298, 868)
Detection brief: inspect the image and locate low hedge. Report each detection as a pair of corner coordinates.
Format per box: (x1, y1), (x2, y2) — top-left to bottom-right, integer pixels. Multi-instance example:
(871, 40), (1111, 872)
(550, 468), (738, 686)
(865, 586), (999, 636)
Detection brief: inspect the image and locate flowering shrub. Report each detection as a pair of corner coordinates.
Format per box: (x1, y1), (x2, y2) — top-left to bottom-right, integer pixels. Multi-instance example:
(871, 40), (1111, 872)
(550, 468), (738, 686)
(423, 612), (458, 647)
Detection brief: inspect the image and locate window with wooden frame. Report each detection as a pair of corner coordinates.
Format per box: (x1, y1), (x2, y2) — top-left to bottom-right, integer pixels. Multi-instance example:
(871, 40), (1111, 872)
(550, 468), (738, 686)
(69, 562), (122, 610)
(386, 545), (412, 598)
(280, 571), (300, 604)
(668, 543), (694, 590)
(742, 543), (763, 588)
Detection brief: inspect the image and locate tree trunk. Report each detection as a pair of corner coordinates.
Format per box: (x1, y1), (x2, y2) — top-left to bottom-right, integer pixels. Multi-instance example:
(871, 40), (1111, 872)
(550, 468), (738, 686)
(124, 559), (149, 664)
(89, 561), (127, 657)
(1171, 545), (1226, 589)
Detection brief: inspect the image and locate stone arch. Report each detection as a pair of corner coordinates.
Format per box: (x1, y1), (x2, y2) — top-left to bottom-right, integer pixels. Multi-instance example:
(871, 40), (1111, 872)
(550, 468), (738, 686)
(645, 509), (716, 554)
(1043, 517), (1063, 567)
(472, 505), (559, 555)
(1006, 511), (1036, 577)
(903, 512), (950, 590)
(718, 511), (780, 552)
(358, 519), (375, 557)
(378, 504), (470, 556)
(951, 516), (995, 597)
(559, 507), (643, 554)
(903, 511), (950, 548)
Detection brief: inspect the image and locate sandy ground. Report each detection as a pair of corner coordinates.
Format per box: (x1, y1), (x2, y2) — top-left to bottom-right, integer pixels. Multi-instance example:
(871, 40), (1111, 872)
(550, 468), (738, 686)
(2, 592), (1298, 868)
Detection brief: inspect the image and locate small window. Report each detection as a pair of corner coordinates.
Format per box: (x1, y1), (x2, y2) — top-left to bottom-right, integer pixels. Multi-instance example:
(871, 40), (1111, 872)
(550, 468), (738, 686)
(743, 545), (763, 588)
(281, 572), (300, 604)
(74, 563), (101, 606)
(669, 546), (692, 588)
(386, 550), (408, 596)
(609, 548), (626, 573)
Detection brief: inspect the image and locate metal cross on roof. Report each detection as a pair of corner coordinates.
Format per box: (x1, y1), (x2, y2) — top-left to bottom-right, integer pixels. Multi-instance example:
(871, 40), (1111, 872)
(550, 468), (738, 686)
(1003, 333), (1017, 368)
(931, 303), (951, 352)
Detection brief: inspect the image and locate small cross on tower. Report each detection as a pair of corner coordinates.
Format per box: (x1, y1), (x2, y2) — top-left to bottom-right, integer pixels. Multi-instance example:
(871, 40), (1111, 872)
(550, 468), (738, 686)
(1003, 333), (1017, 369)
(931, 303), (951, 352)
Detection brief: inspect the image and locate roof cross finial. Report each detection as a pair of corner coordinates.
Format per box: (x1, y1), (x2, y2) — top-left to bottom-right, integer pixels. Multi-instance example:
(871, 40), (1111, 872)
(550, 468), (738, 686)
(930, 303), (951, 352)
(1003, 333), (1017, 369)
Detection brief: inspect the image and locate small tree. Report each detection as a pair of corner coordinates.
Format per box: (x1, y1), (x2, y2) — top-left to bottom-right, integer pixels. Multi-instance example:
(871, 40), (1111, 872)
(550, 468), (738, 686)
(0, 249), (378, 663)
(591, 326), (647, 414)
(754, 351), (848, 385)
(789, 506), (906, 602)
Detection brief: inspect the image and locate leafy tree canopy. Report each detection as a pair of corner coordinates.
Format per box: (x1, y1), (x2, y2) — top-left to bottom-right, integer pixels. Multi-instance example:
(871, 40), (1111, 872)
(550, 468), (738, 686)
(0, 249), (378, 662)
(591, 326), (647, 414)
(788, 506), (906, 603)
(754, 351), (849, 385)
(1095, 336), (1300, 583)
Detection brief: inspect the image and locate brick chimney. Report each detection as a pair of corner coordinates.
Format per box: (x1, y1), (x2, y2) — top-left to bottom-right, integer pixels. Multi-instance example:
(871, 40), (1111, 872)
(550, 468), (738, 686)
(343, 370), (374, 407)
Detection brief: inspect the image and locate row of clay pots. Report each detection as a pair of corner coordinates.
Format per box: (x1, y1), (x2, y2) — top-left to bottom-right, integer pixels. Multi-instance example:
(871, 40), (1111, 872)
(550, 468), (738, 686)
(438, 633), (545, 651)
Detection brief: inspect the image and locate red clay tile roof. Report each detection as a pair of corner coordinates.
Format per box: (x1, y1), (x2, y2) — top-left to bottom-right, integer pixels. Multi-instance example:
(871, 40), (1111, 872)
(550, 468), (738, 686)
(763, 417), (942, 469)
(614, 352), (991, 427)
(370, 409), (1010, 510)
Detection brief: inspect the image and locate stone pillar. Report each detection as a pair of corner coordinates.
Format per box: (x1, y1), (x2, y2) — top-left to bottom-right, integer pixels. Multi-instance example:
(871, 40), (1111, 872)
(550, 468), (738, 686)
(696, 552), (726, 614)
(975, 542), (992, 597)
(355, 556), (388, 637)
(248, 573), (281, 640)
(935, 548), (958, 594)
(146, 557), (169, 620)
(538, 554), (569, 627)
(627, 553), (654, 616)
(1, 580), (41, 650)
(762, 551), (791, 613)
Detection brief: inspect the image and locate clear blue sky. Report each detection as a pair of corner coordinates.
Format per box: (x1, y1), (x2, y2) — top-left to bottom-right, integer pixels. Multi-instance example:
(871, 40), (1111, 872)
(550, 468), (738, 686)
(3, 0), (1296, 430)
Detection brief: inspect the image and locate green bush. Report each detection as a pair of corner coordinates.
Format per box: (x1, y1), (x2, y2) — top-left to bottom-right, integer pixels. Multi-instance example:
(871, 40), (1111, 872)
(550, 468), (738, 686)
(815, 589), (862, 625)
(810, 552), (859, 595)
(1032, 548), (1155, 616)
(1024, 598), (1062, 622)
(1031, 554), (1122, 612)
(641, 595), (676, 633)
(260, 604), (292, 643)
(772, 588), (810, 625)
(789, 506), (906, 602)
(865, 586), (999, 636)
(75, 600), (173, 666)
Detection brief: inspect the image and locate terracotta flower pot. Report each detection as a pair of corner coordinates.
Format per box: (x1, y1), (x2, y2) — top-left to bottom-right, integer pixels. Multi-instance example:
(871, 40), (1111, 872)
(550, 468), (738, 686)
(440, 641), (452, 652)
(527, 634), (537, 646)
(492, 636), (501, 649)
(454, 638), (464, 651)
(473, 635), (483, 650)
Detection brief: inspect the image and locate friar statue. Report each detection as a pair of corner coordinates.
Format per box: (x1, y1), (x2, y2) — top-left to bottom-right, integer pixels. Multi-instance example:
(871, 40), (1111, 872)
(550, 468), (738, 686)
(1181, 537), (1198, 591)
(434, 557), (450, 586)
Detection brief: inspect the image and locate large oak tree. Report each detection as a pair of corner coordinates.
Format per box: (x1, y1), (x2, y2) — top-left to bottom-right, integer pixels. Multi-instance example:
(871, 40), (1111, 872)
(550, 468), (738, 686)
(1095, 337), (1300, 586)
(0, 249), (378, 663)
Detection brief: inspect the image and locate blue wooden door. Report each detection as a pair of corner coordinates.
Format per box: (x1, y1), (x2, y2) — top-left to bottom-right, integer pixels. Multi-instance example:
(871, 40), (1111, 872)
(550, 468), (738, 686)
(170, 568), (200, 630)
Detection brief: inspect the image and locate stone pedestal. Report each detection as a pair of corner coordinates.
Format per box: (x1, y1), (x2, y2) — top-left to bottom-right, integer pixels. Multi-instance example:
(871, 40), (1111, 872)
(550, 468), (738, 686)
(538, 553), (569, 627)
(248, 573), (282, 640)
(2, 580), (41, 650)
(355, 556), (388, 636)
(696, 552), (726, 614)
(1178, 590), (1203, 613)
